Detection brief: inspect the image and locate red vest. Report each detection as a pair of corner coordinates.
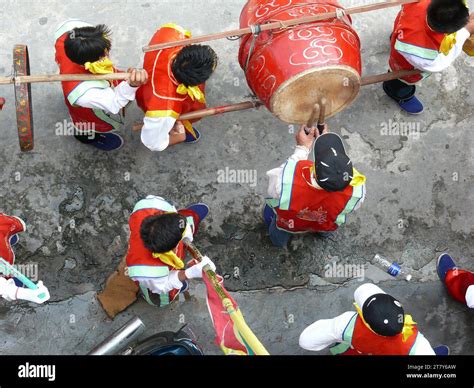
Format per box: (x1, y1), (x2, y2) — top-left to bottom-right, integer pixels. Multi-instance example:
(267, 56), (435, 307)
(389, 0), (445, 84)
(126, 208), (184, 303)
(269, 160), (364, 233)
(55, 32), (123, 133)
(0, 214), (25, 266)
(445, 269), (474, 305)
(342, 315), (419, 355)
(136, 24), (206, 122)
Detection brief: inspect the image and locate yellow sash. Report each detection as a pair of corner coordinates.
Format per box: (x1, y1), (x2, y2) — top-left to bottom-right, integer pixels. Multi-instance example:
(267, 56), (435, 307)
(85, 57), (115, 74)
(152, 250), (185, 270)
(176, 84), (206, 103)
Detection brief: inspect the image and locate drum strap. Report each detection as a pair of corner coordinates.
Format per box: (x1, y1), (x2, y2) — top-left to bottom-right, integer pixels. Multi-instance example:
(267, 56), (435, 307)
(244, 24), (262, 72)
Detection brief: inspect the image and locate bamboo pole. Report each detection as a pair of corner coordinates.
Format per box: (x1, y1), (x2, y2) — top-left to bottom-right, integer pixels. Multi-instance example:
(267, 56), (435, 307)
(143, 0), (419, 52)
(183, 240), (270, 355)
(0, 73), (129, 85)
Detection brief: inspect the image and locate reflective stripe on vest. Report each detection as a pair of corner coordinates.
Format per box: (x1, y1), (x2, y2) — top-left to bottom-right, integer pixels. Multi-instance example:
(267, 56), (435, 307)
(335, 184), (364, 226)
(394, 40), (439, 60)
(132, 197), (177, 214)
(67, 80), (110, 106)
(279, 160), (298, 211)
(330, 313), (358, 355)
(140, 285), (170, 307)
(127, 265), (170, 278)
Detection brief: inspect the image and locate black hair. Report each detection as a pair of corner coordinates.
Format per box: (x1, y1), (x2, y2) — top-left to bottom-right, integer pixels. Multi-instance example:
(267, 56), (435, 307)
(427, 0), (469, 34)
(140, 213), (187, 254)
(172, 45), (217, 87)
(64, 24), (112, 65)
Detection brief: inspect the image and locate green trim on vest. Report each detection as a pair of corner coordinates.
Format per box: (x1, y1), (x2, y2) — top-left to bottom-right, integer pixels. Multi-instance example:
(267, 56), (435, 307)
(330, 313), (357, 355)
(132, 198), (177, 214)
(92, 109), (123, 131)
(54, 20), (92, 41)
(329, 342), (351, 355)
(408, 332), (423, 355)
(67, 80), (110, 106)
(394, 39), (439, 60)
(140, 285), (171, 307)
(335, 185), (364, 226)
(266, 198), (279, 209)
(279, 160), (298, 211)
(128, 265), (170, 278)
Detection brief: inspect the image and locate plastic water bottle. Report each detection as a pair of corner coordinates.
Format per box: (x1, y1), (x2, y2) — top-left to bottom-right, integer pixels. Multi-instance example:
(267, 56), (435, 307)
(372, 254), (412, 281)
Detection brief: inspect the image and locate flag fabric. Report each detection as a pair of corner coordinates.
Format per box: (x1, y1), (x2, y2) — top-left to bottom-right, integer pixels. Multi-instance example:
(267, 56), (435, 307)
(202, 273), (254, 355)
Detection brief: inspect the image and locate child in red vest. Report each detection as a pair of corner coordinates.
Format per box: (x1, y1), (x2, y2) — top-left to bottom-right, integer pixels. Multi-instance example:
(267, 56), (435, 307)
(299, 283), (444, 355)
(136, 24), (218, 152)
(0, 213), (50, 304)
(55, 20), (148, 151)
(125, 196), (216, 307)
(437, 253), (474, 308)
(264, 125), (366, 248)
(384, 0), (473, 114)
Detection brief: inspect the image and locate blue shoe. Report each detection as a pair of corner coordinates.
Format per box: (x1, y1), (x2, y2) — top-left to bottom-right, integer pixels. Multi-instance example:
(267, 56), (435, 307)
(263, 204), (274, 227)
(180, 280), (189, 293)
(9, 234), (19, 246)
(184, 127), (201, 144)
(186, 203), (209, 223)
(89, 132), (124, 151)
(398, 96), (424, 115)
(437, 253), (457, 283)
(434, 345), (450, 356)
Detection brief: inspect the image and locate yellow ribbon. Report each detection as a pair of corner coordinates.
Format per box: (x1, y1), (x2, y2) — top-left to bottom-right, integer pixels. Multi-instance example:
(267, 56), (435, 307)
(84, 57), (115, 74)
(151, 214), (187, 270)
(354, 303), (417, 342)
(152, 250), (185, 270)
(350, 168), (366, 187)
(440, 33), (457, 56)
(176, 84), (206, 103)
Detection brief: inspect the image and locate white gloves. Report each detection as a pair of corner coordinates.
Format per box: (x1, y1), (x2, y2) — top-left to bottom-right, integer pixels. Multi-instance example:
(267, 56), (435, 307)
(0, 278), (50, 304)
(185, 256), (216, 279)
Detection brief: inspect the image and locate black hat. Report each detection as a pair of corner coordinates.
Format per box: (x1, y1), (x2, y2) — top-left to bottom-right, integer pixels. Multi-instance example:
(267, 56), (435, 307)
(362, 293), (405, 337)
(313, 133), (353, 192)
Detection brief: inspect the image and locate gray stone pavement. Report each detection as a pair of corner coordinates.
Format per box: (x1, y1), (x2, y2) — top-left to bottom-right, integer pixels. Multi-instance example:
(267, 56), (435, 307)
(0, 0), (472, 355)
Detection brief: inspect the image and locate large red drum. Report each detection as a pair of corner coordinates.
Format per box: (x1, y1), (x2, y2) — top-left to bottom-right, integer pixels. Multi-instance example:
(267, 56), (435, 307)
(239, 0), (362, 124)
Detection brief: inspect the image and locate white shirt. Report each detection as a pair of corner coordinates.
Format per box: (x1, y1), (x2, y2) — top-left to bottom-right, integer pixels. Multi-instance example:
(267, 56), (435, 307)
(141, 117), (177, 152)
(466, 285), (474, 308)
(266, 145), (366, 210)
(75, 81), (139, 115)
(299, 311), (436, 355)
(129, 195), (194, 295)
(401, 28), (471, 73)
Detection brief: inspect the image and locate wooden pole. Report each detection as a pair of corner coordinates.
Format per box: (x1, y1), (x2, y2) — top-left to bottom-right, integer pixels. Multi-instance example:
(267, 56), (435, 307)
(143, 0), (419, 52)
(0, 73), (129, 85)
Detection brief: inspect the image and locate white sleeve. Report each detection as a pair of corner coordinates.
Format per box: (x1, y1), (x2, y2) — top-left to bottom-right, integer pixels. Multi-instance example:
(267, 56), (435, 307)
(299, 311), (356, 352)
(140, 116), (176, 152)
(133, 271), (183, 295)
(75, 81), (138, 114)
(410, 333), (436, 355)
(266, 145), (311, 199)
(401, 28), (471, 73)
(353, 184), (366, 211)
(466, 285), (474, 308)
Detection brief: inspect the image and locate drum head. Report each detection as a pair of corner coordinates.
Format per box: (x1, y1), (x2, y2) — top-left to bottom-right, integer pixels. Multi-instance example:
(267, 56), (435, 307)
(14, 45), (34, 152)
(270, 65), (360, 124)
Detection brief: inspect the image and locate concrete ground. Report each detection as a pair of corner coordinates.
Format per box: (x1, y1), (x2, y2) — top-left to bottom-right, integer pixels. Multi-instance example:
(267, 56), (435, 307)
(0, 0), (472, 355)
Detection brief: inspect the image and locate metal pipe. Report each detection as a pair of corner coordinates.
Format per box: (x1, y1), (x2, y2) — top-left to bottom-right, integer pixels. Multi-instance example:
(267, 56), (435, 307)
(88, 317), (146, 355)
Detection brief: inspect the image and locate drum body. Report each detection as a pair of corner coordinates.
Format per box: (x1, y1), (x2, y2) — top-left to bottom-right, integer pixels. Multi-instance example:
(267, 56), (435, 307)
(239, 0), (362, 124)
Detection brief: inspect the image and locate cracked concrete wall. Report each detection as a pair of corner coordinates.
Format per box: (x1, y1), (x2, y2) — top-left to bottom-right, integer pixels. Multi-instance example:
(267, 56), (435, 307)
(0, 0), (473, 355)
